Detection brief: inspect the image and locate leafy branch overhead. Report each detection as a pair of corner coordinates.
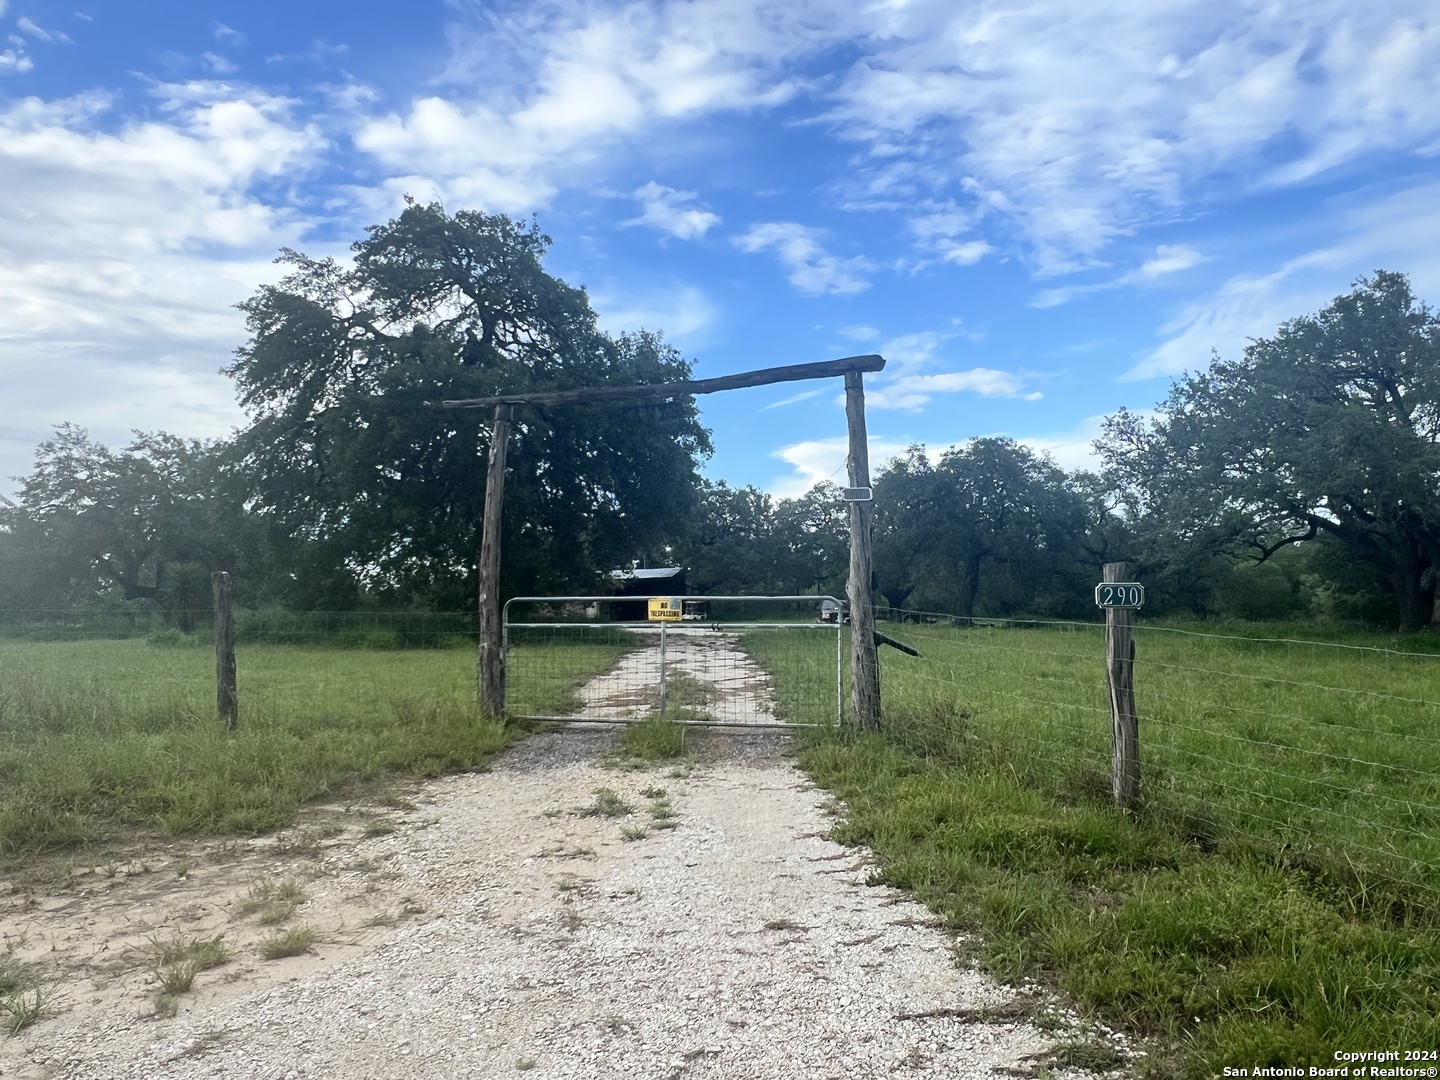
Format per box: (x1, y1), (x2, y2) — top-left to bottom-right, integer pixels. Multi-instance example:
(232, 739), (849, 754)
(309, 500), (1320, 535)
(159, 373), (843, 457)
(225, 201), (712, 605)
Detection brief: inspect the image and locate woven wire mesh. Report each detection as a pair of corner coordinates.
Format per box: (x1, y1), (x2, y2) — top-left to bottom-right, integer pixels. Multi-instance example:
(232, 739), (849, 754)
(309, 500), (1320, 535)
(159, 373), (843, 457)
(858, 611), (1440, 899)
(504, 596), (843, 728)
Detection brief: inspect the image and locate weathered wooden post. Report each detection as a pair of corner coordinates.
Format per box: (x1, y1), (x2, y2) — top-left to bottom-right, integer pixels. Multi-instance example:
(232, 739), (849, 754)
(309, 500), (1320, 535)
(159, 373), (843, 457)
(845, 370), (881, 731)
(212, 571), (237, 731)
(477, 404), (513, 717)
(1101, 562), (1140, 808)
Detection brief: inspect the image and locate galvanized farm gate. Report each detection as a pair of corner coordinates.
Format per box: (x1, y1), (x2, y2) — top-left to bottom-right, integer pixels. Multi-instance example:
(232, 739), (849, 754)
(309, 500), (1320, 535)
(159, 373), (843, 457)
(501, 595), (844, 729)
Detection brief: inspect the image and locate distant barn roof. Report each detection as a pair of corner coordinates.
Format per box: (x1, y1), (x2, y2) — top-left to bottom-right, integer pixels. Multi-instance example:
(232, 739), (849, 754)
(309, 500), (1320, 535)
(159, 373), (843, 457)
(609, 566), (684, 582)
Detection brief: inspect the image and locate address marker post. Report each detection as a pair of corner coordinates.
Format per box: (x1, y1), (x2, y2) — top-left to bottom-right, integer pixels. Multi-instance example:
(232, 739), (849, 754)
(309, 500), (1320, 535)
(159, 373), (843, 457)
(1099, 562), (1141, 809)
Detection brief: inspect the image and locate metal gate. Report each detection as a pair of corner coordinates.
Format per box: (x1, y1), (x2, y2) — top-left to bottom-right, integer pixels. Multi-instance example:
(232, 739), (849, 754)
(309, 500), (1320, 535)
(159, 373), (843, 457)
(501, 595), (844, 729)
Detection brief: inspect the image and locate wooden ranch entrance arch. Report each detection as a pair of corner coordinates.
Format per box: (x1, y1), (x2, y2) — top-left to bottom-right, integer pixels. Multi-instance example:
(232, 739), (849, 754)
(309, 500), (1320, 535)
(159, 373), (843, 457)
(440, 352), (886, 730)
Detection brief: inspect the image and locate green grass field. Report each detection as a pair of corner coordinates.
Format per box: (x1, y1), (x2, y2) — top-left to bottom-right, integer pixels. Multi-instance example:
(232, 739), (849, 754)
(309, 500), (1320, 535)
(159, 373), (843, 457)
(745, 621), (1440, 1075)
(0, 636), (624, 852)
(5, 620), (1439, 1070)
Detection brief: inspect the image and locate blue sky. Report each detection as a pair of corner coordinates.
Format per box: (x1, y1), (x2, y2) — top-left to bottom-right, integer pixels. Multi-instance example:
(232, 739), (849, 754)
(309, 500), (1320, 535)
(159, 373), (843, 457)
(3, 1), (1440, 499)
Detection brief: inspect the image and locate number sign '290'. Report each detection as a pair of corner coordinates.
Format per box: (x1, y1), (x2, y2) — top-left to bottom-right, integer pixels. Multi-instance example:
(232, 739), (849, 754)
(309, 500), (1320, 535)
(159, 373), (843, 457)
(1095, 583), (1145, 609)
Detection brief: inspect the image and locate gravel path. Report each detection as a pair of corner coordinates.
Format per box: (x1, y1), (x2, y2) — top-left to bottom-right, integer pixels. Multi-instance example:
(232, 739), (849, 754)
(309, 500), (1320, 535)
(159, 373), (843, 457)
(576, 629), (783, 724)
(18, 729), (1070, 1079)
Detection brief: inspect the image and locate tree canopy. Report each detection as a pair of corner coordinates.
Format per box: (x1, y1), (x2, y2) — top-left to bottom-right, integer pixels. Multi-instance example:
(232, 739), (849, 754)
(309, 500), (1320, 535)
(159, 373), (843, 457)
(226, 200), (711, 606)
(0, 425), (253, 621)
(1099, 271), (1440, 631)
(872, 438), (1104, 619)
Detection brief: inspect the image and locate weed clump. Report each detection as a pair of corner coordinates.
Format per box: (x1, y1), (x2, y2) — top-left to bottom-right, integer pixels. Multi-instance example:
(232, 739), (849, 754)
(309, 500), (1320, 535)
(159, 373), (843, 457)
(623, 717), (685, 761)
(585, 788), (633, 818)
(235, 878), (306, 925)
(259, 925), (315, 960)
(1, 987), (50, 1034)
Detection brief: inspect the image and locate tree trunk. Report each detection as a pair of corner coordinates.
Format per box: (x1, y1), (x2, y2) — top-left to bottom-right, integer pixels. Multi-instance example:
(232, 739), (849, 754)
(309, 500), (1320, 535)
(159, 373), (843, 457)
(956, 551), (983, 621)
(1392, 547), (1429, 633)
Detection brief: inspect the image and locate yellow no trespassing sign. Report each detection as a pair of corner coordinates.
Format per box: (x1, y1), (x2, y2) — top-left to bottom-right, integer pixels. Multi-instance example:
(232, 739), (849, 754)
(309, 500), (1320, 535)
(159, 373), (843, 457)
(648, 597), (683, 621)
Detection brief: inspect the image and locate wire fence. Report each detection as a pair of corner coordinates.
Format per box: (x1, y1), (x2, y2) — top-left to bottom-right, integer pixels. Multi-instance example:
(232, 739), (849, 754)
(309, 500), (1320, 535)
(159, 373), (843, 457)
(0, 607), (477, 648)
(3, 601), (1437, 899)
(503, 596), (843, 728)
(867, 608), (1440, 902)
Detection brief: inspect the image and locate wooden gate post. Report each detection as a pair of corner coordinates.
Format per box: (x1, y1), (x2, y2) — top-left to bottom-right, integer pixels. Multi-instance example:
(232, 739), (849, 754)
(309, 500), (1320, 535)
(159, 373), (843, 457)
(478, 404), (513, 717)
(1103, 561), (1139, 807)
(845, 371), (881, 730)
(212, 571), (237, 731)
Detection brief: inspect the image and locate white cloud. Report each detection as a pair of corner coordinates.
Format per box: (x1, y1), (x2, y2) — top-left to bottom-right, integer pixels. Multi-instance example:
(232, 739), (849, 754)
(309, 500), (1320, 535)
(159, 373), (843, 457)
(937, 239), (992, 265)
(768, 435), (913, 498)
(868, 369), (1041, 411)
(345, 2), (1440, 274)
(1013, 414), (1110, 473)
(591, 283), (717, 343)
(203, 51), (239, 74)
(904, 199), (993, 267)
(762, 388), (825, 410)
(357, 0), (823, 214)
(839, 324), (879, 341)
(1032, 243), (1210, 308)
(15, 16), (50, 41)
(625, 181), (719, 240)
(0, 48), (31, 74)
(735, 221), (872, 295)
(824, 2), (1440, 273)
(0, 83), (327, 492)
(1139, 244), (1205, 279)
(214, 23), (245, 45)
(1129, 178), (1440, 380)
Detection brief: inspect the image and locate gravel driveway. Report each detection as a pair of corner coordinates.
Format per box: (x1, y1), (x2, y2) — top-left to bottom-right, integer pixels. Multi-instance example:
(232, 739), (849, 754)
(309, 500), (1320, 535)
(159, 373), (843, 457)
(2, 728), (1082, 1079)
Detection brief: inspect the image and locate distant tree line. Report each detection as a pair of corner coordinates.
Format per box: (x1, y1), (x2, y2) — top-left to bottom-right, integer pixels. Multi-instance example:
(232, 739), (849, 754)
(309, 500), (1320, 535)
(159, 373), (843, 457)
(1, 200), (1436, 632)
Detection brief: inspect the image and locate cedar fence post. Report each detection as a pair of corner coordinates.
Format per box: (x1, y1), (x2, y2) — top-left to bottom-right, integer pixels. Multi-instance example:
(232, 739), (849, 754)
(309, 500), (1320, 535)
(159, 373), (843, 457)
(212, 571), (237, 731)
(477, 404), (513, 717)
(845, 370), (881, 730)
(1103, 561), (1139, 808)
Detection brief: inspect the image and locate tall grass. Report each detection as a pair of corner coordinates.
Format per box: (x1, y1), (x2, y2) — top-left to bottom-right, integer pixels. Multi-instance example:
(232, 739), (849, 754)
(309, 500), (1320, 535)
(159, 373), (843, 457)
(0, 637), (620, 853)
(747, 622), (1440, 1075)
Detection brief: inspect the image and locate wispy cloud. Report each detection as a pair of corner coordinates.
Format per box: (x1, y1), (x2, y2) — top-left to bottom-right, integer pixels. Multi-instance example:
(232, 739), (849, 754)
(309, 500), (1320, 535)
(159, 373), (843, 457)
(1139, 244), (1205, 279)
(16, 17), (51, 42)
(591, 283), (717, 343)
(735, 222), (872, 296)
(345, 2), (1440, 275)
(1129, 179), (1440, 381)
(768, 435), (913, 497)
(868, 369), (1042, 411)
(827, 2), (1440, 273)
(762, 387), (825, 410)
(1033, 243), (1210, 308)
(624, 181), (719, 240)
(202, 51), (239, 74)
(356, 0), (819, 214)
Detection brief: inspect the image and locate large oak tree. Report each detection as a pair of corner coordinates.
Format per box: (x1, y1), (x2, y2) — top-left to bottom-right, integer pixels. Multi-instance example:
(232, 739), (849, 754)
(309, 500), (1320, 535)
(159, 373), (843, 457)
(1099, 271), (1440, 631)
(226, 201), (711, 606)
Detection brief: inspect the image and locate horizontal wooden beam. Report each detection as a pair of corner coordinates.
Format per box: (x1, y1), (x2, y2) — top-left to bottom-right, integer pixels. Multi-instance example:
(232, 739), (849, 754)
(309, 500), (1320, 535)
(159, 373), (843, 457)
(438, 354), (885, 409)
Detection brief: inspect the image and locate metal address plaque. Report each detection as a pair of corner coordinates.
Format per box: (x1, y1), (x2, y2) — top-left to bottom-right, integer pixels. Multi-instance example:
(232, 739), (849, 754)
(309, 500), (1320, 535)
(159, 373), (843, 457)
(1095, 582), (1145, 609)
